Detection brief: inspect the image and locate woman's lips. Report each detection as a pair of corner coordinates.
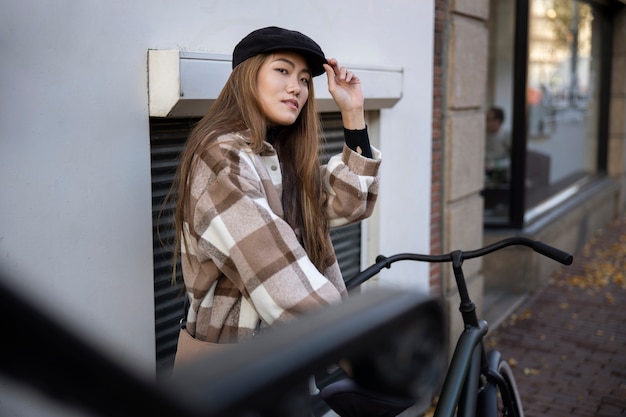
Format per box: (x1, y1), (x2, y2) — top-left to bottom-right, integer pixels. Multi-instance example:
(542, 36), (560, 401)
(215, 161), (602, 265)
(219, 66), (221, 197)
(283, 99), (299, 110)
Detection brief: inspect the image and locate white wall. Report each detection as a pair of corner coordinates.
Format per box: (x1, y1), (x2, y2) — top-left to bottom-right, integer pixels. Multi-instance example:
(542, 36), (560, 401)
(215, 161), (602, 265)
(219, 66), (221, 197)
(0, 0), (433, 381)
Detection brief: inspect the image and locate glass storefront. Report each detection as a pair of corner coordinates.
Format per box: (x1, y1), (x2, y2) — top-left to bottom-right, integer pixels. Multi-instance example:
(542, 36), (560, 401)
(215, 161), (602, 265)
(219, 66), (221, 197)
(484, 0), (609, 226)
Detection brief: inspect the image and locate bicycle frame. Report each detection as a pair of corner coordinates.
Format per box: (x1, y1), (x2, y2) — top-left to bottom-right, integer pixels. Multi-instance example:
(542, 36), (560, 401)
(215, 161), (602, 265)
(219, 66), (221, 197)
(343, 236), (573, 417)
(434, 251), (488, 417)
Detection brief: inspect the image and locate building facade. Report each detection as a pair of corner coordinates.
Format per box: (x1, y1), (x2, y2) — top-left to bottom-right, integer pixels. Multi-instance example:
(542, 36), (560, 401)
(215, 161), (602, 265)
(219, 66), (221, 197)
(433, 0), (626, 340)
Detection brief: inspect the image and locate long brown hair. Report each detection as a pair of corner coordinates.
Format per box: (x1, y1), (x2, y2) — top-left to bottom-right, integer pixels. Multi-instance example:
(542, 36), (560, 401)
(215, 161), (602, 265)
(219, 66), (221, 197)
(167, 53), (330, 283)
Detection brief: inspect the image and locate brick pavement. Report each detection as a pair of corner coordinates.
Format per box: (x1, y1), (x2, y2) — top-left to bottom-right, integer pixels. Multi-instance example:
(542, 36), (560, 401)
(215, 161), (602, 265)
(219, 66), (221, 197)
(487, 216), (626, 417)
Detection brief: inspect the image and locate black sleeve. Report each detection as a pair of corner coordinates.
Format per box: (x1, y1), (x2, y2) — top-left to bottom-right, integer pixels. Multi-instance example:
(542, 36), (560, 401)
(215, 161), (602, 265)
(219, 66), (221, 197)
(344, 126), (373, 158)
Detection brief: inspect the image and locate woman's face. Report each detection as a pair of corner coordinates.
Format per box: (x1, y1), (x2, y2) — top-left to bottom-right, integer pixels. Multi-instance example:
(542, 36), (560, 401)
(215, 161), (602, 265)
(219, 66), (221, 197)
(256, 51), (311, 126)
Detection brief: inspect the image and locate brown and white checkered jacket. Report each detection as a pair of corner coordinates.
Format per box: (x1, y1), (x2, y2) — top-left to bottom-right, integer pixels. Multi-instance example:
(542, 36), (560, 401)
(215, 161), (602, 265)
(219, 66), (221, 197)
(181, 132), (381, 343)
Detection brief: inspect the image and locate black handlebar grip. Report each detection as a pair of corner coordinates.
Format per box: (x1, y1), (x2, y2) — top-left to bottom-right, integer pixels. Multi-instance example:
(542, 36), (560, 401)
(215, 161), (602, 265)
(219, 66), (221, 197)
(532, 241), (573, 265)
(375, 255), (388, 264)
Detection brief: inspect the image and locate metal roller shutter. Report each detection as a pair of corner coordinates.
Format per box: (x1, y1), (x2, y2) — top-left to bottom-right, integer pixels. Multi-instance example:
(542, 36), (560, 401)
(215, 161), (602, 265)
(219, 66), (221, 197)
(150, 114), (361, 374)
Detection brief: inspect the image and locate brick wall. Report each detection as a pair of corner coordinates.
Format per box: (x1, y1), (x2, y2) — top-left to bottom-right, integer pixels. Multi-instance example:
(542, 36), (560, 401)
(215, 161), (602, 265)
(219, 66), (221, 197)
(431, 0), (447, 295)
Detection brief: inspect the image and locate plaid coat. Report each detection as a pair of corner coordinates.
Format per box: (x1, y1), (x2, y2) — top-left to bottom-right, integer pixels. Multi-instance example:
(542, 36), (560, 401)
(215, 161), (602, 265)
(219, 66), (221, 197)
(182, 132), (381, 343)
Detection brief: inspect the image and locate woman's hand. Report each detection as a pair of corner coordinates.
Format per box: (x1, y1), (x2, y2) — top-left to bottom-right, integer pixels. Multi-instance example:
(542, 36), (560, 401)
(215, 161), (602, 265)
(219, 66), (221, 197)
(324, 58), (365, 130)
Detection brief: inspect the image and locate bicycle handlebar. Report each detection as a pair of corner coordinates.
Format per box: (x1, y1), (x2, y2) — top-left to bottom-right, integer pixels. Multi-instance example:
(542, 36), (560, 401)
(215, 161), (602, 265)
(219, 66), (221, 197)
(346, 236), (573, 290)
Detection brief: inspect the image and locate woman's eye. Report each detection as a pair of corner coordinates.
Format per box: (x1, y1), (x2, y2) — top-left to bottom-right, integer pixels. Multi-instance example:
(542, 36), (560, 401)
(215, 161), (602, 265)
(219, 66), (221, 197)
(301, 78), (310, 86)
(276, 68), (288, 74)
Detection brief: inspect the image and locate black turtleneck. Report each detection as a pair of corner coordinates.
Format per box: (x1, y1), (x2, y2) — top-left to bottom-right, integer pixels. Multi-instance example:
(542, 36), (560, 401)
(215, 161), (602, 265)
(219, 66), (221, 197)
(267, 125), (284, 147)
(344, 126), (372, 158)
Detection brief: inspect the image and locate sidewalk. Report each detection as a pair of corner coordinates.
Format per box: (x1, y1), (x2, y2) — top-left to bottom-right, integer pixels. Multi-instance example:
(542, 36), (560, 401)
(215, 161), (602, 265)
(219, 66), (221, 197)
(487, 215), (626, 417)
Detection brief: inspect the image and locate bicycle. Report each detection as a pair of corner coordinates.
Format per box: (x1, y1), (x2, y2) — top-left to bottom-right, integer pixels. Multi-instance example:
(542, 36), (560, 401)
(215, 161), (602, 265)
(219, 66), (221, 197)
(0, 237), (572, 417)
(320, 236), (573, 417)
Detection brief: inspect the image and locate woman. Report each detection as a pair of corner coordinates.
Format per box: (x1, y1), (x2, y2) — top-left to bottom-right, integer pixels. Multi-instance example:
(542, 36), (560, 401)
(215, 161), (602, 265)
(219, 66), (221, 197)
(171, 26), (381, 350)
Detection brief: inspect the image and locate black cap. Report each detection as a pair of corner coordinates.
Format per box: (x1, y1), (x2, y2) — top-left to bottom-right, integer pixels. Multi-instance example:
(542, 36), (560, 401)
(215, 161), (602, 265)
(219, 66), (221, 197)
(232, 26), (327, 77)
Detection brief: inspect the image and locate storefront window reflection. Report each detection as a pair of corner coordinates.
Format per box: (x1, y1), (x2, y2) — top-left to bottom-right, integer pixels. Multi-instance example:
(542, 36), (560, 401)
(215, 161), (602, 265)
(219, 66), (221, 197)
(525, 0), (598, 219)
(485, 0), (602, 225)
(484, 0), (516, 222)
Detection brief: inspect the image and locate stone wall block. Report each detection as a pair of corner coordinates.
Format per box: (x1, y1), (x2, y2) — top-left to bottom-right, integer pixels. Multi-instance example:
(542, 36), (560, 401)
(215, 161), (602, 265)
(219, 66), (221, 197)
(446, 112), (485, 201)
(448, 16), (488, 109)
(453, 0), (489, 20)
